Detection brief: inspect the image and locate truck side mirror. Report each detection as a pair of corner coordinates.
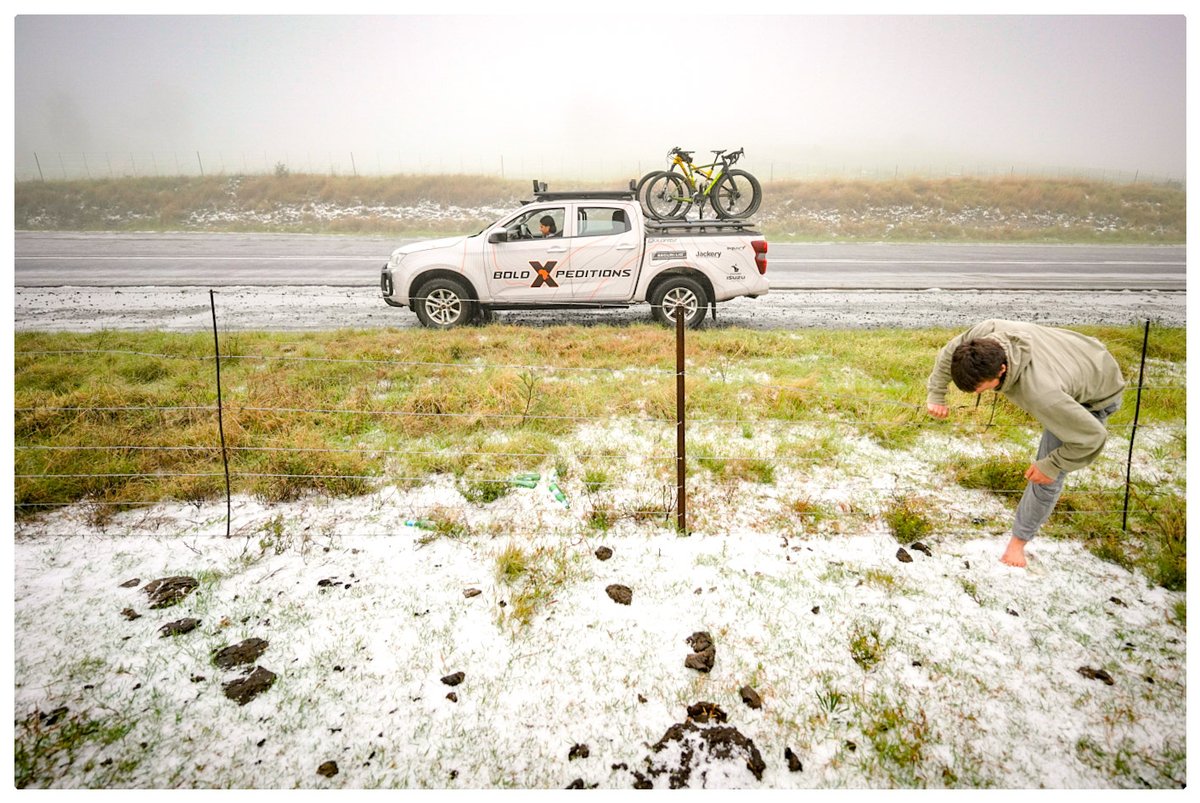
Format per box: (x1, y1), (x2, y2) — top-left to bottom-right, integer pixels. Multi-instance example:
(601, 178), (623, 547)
(487, 231), (508, 244)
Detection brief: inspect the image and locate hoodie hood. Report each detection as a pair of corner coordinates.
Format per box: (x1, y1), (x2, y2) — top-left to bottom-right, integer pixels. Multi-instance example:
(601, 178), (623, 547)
(985, 332), (1031, 389)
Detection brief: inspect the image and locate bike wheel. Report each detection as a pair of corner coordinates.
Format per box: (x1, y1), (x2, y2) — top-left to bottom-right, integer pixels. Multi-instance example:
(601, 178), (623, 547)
(634, 170), (659, 199)
(636, 165), (684, 197)
(642, 172), (690, 220)
(710, 169), (762, 219)
(637, 168), (677, 216)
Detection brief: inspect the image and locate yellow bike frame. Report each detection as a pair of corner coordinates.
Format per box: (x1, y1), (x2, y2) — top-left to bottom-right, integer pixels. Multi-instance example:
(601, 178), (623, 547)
(668, 152), (729, 204)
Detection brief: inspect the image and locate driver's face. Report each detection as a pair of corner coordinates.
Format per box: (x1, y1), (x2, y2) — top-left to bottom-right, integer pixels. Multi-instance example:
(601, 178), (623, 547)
(540, 224), (550, 235)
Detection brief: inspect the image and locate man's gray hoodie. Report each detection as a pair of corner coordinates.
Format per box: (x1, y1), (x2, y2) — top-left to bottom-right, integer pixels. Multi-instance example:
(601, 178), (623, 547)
(926, 319), (1125, 480)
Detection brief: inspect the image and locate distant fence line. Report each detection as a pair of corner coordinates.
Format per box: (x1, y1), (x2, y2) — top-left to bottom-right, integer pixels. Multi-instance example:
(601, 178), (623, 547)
(15, 150), (1182, 187)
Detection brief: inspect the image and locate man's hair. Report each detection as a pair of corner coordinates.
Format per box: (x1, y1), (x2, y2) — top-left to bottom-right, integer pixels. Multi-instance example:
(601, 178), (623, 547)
(950, 339), (1007, 392)
(539, 215), (556, 233)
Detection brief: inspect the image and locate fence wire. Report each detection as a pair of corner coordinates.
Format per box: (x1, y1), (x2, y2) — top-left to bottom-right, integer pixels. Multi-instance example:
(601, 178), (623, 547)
(13, 298), (1183, 537)
(14, 404), (1182, 434)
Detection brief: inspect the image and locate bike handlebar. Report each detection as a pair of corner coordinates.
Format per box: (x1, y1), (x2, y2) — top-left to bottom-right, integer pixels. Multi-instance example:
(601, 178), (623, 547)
(667, 145), (742, 165)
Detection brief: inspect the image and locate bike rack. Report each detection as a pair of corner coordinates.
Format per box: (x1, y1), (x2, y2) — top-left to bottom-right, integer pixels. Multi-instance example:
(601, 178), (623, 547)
(521, 179), (760, 231)
(645, 218), (760, 233)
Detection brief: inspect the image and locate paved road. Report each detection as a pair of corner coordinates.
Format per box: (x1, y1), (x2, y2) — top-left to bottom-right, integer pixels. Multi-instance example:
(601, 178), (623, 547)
(14, 231), (1186, 290)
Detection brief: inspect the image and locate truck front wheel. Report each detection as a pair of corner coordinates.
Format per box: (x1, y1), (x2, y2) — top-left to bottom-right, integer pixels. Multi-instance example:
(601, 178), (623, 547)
(650, 277), (708, 329)
(413, 278), (476, 329)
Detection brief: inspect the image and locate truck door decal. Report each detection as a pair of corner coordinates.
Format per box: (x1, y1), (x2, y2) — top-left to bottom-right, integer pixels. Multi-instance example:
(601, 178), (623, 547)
(530, 261), (559, 288)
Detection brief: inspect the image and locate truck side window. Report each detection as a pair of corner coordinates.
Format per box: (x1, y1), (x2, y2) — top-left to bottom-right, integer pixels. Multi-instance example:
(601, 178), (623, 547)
(503, 208), (564, 240)
(577, 207), (631, 237)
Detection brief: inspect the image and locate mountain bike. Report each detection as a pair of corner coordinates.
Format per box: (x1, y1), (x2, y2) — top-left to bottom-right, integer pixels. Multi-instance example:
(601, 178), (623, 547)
(637, 146), (763, 221)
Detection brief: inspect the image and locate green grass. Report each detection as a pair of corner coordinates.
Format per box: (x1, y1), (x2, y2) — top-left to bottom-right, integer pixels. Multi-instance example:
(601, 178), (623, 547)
(493, 542), (585, 629)
(14, 324), (1185, 587)
(857, 695), (934, 784)
(15, 708), (136, 788)
(1170, 599), (1185, 630)
(883, 495), (934, 543)
(815, 684), (849, 719)
(586, 504), (614, 532)
(15, 173), (1185, 243)
(786, 496), (832, 530)
(495, 543), (531, 583)
(694, 443), (776, 484)
(861, 568), (903, 593)
(945, 455), (1030, 495)
(1048, 484), (1187, 592)
(849, 621), (889, 672)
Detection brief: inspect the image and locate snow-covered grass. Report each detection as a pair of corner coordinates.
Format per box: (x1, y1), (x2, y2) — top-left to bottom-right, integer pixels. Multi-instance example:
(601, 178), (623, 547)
(14, 323), (1186, 788)
(14, 420), (1187, 788)
(14, 173), (1186, 243)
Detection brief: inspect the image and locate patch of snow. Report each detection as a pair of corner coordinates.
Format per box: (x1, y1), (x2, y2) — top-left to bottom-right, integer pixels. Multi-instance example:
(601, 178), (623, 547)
(13, 416), (1186, 788)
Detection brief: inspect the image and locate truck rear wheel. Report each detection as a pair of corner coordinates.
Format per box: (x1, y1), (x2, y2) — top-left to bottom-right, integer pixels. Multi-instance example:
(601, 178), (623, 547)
(650, 277), (708, 329)
(413, 278), (475, 329)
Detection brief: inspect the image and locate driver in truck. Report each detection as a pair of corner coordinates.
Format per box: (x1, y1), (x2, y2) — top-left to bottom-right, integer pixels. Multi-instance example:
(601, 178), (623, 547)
(539, 215), (559, 238)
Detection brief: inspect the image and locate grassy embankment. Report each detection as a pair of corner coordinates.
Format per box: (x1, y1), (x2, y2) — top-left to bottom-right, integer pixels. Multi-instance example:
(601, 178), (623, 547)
(15, 324), (1185, 590)
(14, 173), (1186, 243)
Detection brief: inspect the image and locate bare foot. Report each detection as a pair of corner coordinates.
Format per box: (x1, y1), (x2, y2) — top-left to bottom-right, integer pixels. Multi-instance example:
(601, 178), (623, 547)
(1000, 536), (1028, 567)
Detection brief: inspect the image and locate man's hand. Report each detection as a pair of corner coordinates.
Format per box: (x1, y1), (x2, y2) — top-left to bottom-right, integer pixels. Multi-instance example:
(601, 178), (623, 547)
(926, 403), (949, 419)
(1024, 464), (1054, 485)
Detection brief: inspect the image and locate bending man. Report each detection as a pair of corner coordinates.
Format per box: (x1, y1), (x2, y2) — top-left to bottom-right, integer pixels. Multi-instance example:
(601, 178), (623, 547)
(926, 320), (1125, 567)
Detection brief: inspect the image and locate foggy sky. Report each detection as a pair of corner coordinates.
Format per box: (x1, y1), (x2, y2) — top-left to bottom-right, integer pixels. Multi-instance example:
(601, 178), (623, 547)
(12, 14), (1187, 180)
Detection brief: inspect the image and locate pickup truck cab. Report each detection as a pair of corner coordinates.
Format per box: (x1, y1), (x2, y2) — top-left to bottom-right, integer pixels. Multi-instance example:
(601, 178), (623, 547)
(380, 185), (768, 328)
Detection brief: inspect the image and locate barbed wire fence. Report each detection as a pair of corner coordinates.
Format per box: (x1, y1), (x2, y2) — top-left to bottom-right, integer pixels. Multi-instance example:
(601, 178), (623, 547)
(14, 150), (1184, 188)
(13, 293), (1180, 539)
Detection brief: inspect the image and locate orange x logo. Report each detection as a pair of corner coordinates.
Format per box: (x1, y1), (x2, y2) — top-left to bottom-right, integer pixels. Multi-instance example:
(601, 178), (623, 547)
(530, 261), (559, 288)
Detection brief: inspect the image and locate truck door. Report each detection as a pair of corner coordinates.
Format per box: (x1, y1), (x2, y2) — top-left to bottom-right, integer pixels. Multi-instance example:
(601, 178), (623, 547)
(483, 206), (569, 303)
(562, 205), (640, 302)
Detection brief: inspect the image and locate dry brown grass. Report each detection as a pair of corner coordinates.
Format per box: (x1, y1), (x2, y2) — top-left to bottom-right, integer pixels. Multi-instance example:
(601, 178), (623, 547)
(758, 175), (1184, 242)
(15, 172), (1184, 242)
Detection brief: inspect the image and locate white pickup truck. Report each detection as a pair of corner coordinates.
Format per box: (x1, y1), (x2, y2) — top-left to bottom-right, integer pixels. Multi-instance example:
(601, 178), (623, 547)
(380, 185), (768, 328)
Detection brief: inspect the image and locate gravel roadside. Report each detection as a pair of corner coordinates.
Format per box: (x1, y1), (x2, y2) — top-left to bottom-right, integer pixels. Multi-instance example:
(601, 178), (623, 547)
(13, 285), (1187, 332)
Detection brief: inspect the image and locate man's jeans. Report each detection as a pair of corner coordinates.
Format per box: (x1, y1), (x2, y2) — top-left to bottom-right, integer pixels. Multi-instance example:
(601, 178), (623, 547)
(1012, 402), (1120, 542)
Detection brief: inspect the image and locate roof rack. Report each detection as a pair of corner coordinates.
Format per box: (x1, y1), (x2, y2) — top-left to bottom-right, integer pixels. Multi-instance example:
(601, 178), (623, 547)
(521, 178), (637, 204)
(645, 218), (759, 233)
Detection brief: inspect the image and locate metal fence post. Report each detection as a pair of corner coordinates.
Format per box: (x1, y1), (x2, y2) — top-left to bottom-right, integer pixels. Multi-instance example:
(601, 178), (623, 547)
(676, 308), (687, 534)
(1121, 320), (1151, 531)
(210, 290), (232, 537)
